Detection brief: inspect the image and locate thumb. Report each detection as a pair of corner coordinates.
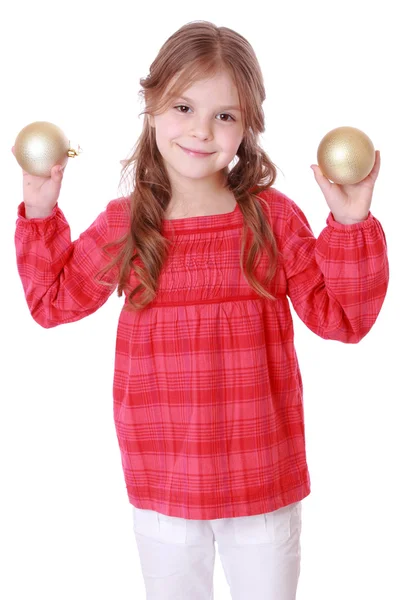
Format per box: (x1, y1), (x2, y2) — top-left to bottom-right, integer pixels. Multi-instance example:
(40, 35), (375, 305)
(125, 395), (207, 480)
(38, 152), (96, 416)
(311, 164), (332, 195)
(51, 164), (64, 183)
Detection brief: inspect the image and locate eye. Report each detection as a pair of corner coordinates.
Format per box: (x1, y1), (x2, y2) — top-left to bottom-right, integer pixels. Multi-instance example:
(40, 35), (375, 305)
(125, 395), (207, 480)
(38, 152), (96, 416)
(174, 105), (191, 114)
(217, 113), (235, 122)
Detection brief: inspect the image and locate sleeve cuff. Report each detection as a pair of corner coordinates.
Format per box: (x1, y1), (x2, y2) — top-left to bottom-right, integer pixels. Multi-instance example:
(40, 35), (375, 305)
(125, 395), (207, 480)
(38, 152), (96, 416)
(326, 211), (374, 231)
(17, 202), (59, 222)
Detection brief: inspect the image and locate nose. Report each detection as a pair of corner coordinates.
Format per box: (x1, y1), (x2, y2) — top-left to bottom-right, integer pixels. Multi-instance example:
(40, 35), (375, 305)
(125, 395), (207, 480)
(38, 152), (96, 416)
(190, 115), (213, 140)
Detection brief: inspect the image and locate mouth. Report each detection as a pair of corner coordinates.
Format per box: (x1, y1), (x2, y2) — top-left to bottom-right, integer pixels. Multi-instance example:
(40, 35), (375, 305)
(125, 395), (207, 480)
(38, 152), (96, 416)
(178, 145), (215, 157)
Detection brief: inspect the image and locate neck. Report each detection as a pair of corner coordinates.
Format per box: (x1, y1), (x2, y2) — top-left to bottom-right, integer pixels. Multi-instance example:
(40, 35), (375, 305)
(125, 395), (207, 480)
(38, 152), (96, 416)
(165, 170), (234, 218)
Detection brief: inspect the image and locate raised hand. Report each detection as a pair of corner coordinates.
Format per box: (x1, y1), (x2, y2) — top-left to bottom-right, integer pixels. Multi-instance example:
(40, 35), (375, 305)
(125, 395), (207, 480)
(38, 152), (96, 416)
(12, 146), (65, 218)
(311, 150), (381, 225)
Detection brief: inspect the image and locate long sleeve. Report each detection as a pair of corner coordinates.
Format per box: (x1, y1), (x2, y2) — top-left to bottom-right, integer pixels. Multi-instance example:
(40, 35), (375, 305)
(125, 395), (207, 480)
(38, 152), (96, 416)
(282, 198), (389, 343)
(15, 200), (123, 328)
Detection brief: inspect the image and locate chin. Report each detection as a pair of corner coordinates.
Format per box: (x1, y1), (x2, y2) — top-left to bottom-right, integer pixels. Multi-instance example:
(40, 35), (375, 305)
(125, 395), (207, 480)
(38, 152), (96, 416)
(167, 162), (219, 180)
(181, 170), (220, 181)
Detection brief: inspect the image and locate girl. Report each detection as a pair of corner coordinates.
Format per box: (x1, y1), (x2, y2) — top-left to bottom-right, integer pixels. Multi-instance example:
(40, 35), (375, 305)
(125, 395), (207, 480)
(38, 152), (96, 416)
(14, 20), (388, 600)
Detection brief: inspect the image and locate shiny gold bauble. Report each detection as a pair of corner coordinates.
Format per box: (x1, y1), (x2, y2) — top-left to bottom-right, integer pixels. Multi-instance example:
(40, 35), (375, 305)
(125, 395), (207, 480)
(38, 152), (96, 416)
(14, 121), (80, 177)
(317, 126), (375, 185)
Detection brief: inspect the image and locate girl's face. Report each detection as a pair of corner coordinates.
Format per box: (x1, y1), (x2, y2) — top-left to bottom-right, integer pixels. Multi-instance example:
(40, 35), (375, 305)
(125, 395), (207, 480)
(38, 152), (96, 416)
(149, 70), (244, 188)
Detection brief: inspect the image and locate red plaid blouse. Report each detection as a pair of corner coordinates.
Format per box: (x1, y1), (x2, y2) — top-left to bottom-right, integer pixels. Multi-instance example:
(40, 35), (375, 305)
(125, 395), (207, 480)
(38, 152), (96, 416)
(15, 188), (389, 520)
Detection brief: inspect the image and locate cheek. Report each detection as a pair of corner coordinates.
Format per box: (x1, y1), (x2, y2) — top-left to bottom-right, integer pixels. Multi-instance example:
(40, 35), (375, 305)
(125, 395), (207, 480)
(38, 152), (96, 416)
(220, 129), (243, 155)
(155, 115), (182, 142)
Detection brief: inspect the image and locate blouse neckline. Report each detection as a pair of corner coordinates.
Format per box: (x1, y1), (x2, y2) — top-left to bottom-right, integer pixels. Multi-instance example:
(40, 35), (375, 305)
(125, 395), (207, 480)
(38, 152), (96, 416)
(162, 202), (242, 235)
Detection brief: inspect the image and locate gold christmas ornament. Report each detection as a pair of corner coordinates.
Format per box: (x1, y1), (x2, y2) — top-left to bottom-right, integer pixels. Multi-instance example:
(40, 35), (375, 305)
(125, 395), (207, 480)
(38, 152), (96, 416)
(317, 126), (375, 185)
(14, 121), (81, 177)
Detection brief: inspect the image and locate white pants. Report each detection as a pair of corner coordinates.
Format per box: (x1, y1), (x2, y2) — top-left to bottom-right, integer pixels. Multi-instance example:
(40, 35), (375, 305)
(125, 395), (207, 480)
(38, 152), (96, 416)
(132, 501), (302, 600)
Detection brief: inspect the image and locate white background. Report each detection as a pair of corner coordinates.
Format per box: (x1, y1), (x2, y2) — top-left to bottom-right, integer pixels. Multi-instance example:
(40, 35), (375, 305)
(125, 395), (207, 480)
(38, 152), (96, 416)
(1, 1), (398, 598)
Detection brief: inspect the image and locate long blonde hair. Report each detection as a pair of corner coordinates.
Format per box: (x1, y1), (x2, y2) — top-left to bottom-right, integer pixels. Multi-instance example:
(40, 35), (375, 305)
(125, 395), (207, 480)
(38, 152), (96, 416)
(98, 21), (279, 310)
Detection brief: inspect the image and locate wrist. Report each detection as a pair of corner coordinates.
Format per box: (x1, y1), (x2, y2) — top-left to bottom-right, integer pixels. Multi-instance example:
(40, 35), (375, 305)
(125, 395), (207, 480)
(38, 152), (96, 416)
(24, 204), (55, 219)
(331, 212), (369, 225)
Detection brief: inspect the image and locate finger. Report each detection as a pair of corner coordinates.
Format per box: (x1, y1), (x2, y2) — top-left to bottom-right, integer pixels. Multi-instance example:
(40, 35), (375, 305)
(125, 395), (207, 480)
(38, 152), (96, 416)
(368, 150), (380, 183)
(50, 164), (64, 183)
(311, 164), (333, 195)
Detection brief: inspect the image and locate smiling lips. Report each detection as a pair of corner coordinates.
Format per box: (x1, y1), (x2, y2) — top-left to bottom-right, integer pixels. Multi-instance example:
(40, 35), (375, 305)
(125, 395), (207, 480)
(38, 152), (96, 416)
(179, 145), (215, 157)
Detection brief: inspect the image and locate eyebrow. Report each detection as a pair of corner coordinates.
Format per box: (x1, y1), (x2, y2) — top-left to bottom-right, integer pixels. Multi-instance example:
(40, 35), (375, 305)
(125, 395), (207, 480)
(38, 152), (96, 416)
(177, 95), (242, 112)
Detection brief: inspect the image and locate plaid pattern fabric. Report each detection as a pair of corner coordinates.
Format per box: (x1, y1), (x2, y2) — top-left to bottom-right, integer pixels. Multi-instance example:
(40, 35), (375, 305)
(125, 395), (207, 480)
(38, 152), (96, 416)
(15, 188), (389, 519)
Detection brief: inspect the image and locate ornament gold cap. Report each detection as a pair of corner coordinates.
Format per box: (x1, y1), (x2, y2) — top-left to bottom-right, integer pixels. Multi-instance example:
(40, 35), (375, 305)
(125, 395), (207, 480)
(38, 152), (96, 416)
(67, 144), (83, 158)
